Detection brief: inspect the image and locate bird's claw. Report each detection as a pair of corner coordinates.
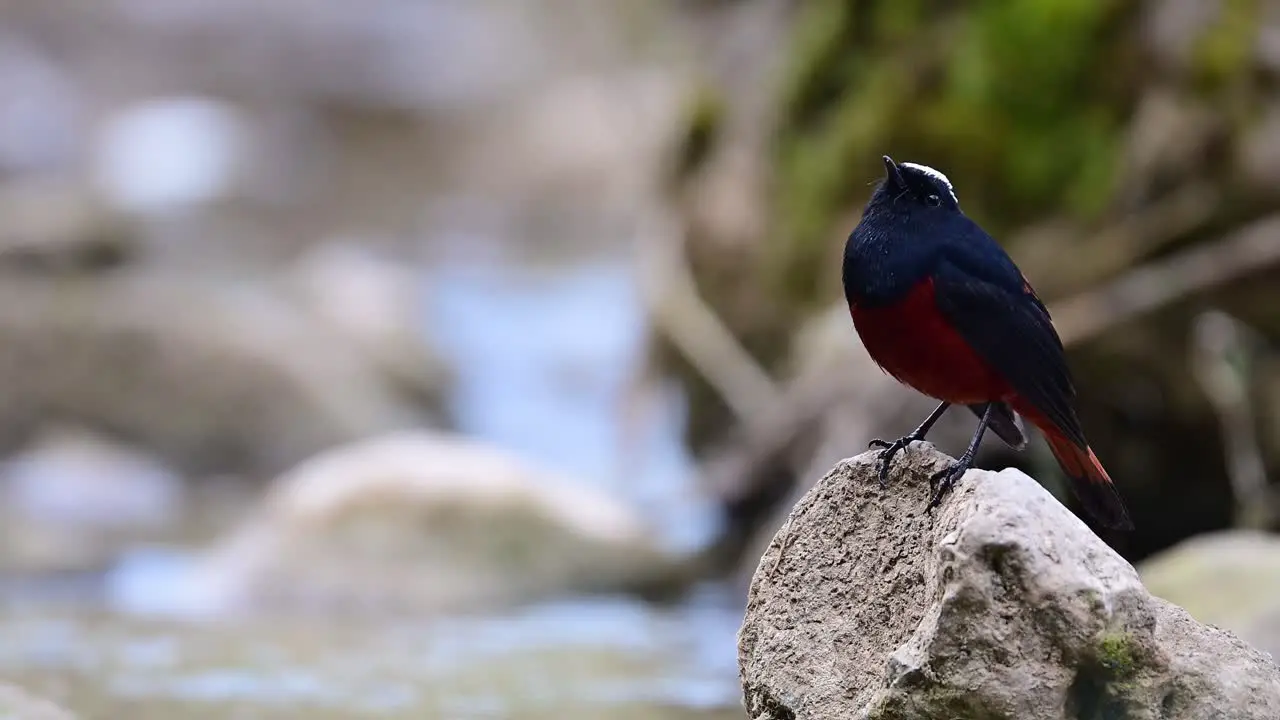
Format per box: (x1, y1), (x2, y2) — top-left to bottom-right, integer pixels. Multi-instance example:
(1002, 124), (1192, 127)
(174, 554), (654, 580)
(870, 435), (917, 488)
(926, 462), (969, 512)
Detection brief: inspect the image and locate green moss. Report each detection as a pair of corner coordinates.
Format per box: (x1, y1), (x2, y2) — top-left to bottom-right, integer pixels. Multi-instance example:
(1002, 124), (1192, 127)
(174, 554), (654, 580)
(869, 687), (1010, 720)
(777, 0), (859, 130)
(1193, 0), (1261, 91)
(1066, 629), (1148, 719)
(1096, 631), (1137, 679)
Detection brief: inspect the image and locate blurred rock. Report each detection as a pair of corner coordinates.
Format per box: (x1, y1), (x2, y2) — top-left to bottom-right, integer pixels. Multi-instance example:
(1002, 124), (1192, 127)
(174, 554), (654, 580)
(0, 1), (681, 271)
(1141, 530), (1280, 658)
(284, 240), (451, 410)
(89, 0), (549, 111)
(186, 431), (673, 614)
(469, 70), (685, 206)
(0, 683), (76, 720)
(0, 274), (428, 479)
(1142, 0), (1223, 74)
(739, 446), (1280, 719)
(3, 426), (182, 526)
(0, 181), (136, 274)
(0, 425), (183, 571)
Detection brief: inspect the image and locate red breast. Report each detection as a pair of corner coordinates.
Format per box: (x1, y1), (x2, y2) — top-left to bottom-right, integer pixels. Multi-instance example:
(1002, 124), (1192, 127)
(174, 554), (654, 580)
(850, 278), (1013, 405)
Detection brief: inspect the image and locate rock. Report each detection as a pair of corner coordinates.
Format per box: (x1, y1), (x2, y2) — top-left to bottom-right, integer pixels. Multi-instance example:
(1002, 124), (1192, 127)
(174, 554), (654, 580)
(1142, 0), (1224, 74)
(0, 273), (424, 478)
(184, 431), (673, 615)
(284, 240), (451, 411)
(738, 445), (1280, 719)
(3, 425), (182, 528)
(468, 70), (684, 206)
(0, 425), (184, 571)
(0, 683), (76, 719)
(0, 181), (136, 275)
(1141, 530), (1280, 658)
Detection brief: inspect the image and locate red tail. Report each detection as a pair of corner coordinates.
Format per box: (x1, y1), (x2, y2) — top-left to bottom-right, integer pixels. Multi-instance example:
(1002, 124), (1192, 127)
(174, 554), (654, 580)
(1042, 431), (1133, 530)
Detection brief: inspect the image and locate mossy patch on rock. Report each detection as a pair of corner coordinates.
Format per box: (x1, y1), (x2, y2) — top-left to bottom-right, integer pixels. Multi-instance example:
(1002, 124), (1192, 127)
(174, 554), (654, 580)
(1065, 629), (1147, 720)
(1096, 630), (1137, 677)
(1192, 0), (1262, 92)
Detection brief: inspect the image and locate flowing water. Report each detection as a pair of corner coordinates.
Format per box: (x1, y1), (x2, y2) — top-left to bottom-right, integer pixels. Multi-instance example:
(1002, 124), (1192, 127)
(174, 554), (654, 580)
(0, 591), (742, 718)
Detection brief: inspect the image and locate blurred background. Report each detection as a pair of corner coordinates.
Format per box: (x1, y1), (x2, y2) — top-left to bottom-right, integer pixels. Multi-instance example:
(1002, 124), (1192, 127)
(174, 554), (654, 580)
(0, 0), (1276, 717)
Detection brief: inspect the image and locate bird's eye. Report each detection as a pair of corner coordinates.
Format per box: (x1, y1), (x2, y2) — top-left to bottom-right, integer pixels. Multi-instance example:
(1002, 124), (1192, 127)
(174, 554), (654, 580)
(926, 194), (941, 207)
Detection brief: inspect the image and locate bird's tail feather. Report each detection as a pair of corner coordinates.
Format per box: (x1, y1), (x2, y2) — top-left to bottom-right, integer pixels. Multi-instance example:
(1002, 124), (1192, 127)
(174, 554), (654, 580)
(969, 402), (1026, 450)
(1043, 432), (1134, 530)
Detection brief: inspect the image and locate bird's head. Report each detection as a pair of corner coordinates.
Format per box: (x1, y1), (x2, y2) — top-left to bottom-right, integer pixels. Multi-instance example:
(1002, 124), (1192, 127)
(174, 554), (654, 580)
(869, 155), (960, 214)
(845, 156), (974, 303)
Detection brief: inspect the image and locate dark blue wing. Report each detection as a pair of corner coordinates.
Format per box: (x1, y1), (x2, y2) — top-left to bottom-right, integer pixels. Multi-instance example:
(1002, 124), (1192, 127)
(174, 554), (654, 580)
(931, 257), (1086, 447)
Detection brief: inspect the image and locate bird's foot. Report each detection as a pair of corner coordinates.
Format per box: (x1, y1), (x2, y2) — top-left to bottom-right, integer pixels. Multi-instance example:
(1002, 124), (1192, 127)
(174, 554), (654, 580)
(868, 434), (921, 488)
(926, 460), (971, 512)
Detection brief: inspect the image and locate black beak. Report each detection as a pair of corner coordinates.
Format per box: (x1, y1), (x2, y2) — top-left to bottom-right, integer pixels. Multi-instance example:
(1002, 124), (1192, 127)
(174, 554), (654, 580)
(882, 155), (906, 187)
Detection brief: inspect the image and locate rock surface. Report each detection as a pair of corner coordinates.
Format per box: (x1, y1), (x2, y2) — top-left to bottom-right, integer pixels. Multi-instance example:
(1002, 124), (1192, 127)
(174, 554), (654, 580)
(284, 240), (452, 410)
(185, 431), (673, 615)
(1141, 530), (1280, 659)
(738, 445), (1280, 720)
(0, 683), (76, 719)
(0, 274), (431, 478)
(0, 425), (184, 571)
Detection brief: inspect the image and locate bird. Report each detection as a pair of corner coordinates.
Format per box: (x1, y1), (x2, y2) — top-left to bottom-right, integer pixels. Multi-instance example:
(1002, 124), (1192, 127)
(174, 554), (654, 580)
(841, 155), (1134, 531)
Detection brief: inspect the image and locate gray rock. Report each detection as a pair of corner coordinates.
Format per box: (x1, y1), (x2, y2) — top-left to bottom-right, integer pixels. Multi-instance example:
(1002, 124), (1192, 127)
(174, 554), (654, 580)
(284, 240), (452, 411)
(0, 274), (427, 478)
(738, 445), (1280, 720)
(0, 181), (136, 275)
(0, 425), (184, 571)
(1142, 0), (1223, 73)
(0, 682), (76, 719)
(1141, 530), (1280, 659)
(183, 430), (674, 615)
(3, 425), (182, 529)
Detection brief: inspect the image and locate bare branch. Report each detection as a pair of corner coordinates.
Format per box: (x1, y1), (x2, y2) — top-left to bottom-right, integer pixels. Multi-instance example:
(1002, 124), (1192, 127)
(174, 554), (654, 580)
(1052, 214), (1280, 346)
(635, 211), (782, 421)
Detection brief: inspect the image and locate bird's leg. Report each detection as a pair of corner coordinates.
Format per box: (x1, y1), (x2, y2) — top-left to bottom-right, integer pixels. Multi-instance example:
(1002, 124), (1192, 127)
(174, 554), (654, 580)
(869, 401), (950, 487)
(927, 403), (993, 511)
